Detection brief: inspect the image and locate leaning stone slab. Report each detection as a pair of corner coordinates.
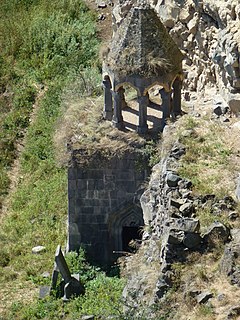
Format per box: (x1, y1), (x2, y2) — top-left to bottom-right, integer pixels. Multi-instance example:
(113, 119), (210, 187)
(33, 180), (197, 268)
(55, 245), (85, 300)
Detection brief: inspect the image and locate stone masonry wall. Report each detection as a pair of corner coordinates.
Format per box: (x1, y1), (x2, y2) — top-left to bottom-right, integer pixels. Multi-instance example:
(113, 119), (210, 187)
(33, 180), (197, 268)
(67, 151), (149, 265)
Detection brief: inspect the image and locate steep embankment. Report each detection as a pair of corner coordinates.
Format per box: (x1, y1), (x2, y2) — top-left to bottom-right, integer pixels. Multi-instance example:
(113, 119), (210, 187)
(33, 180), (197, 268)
(121, 109), (240, 319)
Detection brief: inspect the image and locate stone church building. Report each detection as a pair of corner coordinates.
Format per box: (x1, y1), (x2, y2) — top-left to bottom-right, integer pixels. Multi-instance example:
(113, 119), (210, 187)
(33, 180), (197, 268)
(67, 2), (183, 265)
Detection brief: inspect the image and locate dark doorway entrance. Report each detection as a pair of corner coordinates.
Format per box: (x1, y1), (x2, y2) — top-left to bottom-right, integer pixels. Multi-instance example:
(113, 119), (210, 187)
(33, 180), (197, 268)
(122, 226), (142, 252)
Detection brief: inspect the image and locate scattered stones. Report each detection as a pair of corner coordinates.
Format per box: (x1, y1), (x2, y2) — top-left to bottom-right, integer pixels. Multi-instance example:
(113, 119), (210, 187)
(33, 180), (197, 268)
(170, 144), (186, 159)
(228, 211), (238, 220)
(167, 230), (185, 245)
(228, 94), (240, 117)
(232, 121), (240, 130)
(166, 218), (200, 233)
(39, 286), (51, 299)
(217, 293), (226, 301)
(226, 305), (240, 319)
(32, 246), (46, 254)
(98, 13), (106, 20)
(155, 278), (169, 299)
(220, 229), (240, 286)
(186, 288), (201, 298)
(170, 198), (186, 208)
(41, 271), (50, 278)
(213, 95), (229, 116)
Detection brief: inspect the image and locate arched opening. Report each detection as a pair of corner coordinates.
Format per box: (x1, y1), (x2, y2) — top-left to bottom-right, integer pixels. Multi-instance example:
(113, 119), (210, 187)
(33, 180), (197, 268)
(122, 226), (142, 252)
(108, 202), (144, 259)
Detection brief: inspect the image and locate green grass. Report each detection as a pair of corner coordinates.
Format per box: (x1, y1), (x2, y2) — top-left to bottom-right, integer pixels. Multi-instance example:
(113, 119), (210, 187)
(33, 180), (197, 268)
(177, 116), (233, 197)
(0, 0), (100, 209)
(0, 0), (127, 318)
(6, 250), (125, 320)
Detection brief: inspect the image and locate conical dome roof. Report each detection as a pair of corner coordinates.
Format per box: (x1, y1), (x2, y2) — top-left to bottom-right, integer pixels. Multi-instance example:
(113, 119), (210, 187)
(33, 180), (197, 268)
(106, 4), (183, 78)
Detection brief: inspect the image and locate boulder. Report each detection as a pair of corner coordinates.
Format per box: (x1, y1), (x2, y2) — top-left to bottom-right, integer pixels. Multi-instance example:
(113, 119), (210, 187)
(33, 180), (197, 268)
(196, 291), (213, 304)
(220, 229), (240, 286)
(203, 222), (230, 247)
(179, 202), (194, 217)
(166, 172), (182, 187)
(165, 218), (200, 233)
(228, 94), (240, 116)
(167, 230), (185, 245)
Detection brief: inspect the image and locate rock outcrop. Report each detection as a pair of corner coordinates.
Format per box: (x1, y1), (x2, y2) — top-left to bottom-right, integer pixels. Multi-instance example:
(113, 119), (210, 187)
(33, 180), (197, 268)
(122, 125), (239, 318)
(113, 0), (240, 114)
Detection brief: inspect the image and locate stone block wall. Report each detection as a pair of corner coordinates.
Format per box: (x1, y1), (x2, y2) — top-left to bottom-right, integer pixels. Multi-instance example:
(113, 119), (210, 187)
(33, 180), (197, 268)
(67, 151), (149, 265)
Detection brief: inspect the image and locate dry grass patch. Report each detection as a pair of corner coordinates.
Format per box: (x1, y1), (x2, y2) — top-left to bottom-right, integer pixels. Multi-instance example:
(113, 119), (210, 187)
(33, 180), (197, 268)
(54, 95), (146, 166)
(167, 249), (240, 320)
(177, 114), (240, 198)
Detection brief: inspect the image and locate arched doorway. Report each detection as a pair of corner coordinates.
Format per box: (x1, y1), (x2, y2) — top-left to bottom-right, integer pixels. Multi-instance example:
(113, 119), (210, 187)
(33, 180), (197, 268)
(108, 201), (144, 258)
(122, 226), (142, 252)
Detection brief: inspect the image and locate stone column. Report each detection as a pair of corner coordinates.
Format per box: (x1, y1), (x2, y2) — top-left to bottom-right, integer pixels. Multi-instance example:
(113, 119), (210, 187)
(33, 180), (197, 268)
(160, 88), (171, 127)
(137, 95), (148, 134)
(118, 87), (127, 109)
(172, 78), (182, 116)
(112, 90), (124, 129)
(103, 79), (113, 120)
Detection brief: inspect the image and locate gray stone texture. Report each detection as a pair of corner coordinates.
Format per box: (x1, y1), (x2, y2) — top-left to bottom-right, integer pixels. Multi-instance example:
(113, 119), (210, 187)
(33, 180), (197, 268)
(68, 152), (148, 264)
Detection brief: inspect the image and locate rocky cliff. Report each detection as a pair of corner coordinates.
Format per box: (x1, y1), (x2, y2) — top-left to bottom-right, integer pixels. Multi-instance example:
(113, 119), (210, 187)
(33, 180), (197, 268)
(121, 122), (240, 319)
(113, 0), (240, 115)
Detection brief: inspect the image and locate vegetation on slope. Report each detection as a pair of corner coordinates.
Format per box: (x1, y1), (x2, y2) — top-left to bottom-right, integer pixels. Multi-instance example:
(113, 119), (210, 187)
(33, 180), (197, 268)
(0, 0), (125, 318)
(0, 0), (99, 208)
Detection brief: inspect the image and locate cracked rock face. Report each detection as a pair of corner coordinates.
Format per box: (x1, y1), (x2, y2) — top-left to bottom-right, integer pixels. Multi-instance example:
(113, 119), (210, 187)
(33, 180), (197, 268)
(113, 0), (240, 112)
(122, 135), (239, 316)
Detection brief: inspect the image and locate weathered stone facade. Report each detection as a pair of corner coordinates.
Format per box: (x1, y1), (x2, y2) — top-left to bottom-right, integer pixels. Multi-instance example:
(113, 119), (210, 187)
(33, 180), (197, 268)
(67, 151), (149, 265)
(103, 2), (183, 133)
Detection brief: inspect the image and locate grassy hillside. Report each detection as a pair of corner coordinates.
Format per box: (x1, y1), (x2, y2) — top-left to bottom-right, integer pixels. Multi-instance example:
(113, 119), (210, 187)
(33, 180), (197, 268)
(0, 0), (125, 318)
(0, 0), (99, 208)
